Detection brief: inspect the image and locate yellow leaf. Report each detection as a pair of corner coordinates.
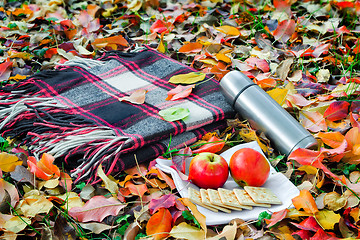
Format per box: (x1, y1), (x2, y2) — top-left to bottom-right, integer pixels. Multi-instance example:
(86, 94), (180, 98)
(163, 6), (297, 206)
(97, 164), (119, 195)
(215, 25), (240, 36)
(298, 165), (318, 175)
(207, 222), (237, 240)
(170, 222), (206, 240)
(215, 53), (232, 64)
(8, 74), (27, 81)
(169, 72), (206, 84)
(199, 58), (218, 66)
(315, 210), (341, 230)
(267, 88), (288, 106)
(0, 152), (21, 172)
(157, 38), (166, 53)
(4, 216), (31, 233)
(58, 192), (84, 209)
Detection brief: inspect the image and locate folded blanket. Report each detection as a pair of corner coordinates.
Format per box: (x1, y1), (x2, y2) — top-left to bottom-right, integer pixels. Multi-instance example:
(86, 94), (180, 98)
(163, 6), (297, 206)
(0, 47), (234, 183)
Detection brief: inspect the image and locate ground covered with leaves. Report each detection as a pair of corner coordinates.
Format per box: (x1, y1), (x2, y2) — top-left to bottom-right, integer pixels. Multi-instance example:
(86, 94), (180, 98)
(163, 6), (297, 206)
(1, 0), (360, 239)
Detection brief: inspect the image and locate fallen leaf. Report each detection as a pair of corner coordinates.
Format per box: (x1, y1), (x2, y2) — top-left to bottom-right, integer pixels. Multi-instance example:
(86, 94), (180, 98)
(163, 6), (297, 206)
(315, 210), (341, 230)
(159, 107), (190, 122)
(68, 196), (125, 222)
(168, 72), (206, 84)
(179, 42), (203, 53)
(291, 190), (319, 214)
(323, 101), (350, 122)
(79, 222), (116, 234)
(273, 19), (296, 42)
(150, 19), (173, 34)
(316, 69), (330, 83)
(178, 198), (207, 235)
(10, 165), (35, 186)
(323, 192), (347, 211)
(146, 208), (173, 240)
(92, 35), (128, 49)
(118, 89), (147, 104)
(148, 194), (177, 214)
(206, 222), (237, 240)
(266, 209), (289, 228)
(97, 164), (118, 195)
(215, 25), (240, 36)
(245, 57), (270, 72)
(166, 84), (195, 101)
(316, 131), (345, 148)
(288, 148), (339, 180)
(0, 60), (13, 82)
(125, 182), (148, 197)
(299, 110), (327, 132)
(27, 153), (60, 180)
(169, 222), (205, 240)
(0, 152), (21, 172)
(19, 195), (53, 218)
(267, 87), (288, 106)
(291, 216), (322, 232)
(171, 147), (192, 173)
(4, 216), (31, 233)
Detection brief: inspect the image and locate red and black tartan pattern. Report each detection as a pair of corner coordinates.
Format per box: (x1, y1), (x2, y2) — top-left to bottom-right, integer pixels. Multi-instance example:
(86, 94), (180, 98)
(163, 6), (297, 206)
(0, 47), (234, 183)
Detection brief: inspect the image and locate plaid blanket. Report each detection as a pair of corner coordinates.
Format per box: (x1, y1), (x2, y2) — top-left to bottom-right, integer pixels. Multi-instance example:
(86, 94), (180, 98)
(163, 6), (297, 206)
(0, 47), (234, 183)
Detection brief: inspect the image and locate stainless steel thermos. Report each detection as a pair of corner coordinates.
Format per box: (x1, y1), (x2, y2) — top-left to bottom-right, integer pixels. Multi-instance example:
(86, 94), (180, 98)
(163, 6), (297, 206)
(220, 71), (318, 156)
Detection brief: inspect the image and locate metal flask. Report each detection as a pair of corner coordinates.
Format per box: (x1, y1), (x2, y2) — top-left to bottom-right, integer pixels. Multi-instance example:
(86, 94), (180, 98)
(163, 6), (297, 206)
(220, 70), (318, 156)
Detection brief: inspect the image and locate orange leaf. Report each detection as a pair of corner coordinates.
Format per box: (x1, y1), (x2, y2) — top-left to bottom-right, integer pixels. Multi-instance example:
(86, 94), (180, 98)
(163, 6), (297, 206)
(179, 42), (203, 53)
(215, 25), (240, 36)
(92, 35), (128, 49)
(125, 182), (148, 197)
(316, 131), (345, 148)
(146, 208), (172, 240)
(292, 190), (318, 214)
(27, 153), (60, 180)
(299, 110), (327, 132)
(150, 19), (173, 34)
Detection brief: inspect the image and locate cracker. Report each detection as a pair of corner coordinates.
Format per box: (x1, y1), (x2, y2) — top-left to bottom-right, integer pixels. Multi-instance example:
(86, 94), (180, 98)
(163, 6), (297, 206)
(207, 189), (243, 211)
(218, 188), (252, 210)
(233, 189), (271, 208)
(200, 189), (231, 213)
(244, 186), (282, 205)
(188, 187), (218, 212)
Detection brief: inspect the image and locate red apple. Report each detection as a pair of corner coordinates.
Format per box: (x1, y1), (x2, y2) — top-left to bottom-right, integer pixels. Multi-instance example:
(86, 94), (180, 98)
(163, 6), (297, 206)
(229, 148), (270, 187)
(188, 152), (229, 189)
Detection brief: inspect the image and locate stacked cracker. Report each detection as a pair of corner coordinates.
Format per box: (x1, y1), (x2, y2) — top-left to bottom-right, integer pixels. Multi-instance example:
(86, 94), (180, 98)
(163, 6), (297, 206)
(188, 186), (282, 213)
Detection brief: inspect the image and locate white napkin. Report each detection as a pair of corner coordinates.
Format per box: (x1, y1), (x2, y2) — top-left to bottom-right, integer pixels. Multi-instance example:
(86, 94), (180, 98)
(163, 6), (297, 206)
(155, 141), (300, 225)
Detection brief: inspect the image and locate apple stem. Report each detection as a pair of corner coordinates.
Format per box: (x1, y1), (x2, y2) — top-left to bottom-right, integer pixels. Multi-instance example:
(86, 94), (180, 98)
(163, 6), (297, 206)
(210, 155), (214, 162)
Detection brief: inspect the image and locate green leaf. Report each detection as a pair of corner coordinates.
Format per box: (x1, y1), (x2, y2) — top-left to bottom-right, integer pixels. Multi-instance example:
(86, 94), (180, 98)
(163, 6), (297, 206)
(75, 182), (86, 190)
(135, 233), (147, 240)
(168, 72), (206, 84)
(159, 107), (190, 122)
(182, 210), (201, 229)
(256, 211), (272, 227)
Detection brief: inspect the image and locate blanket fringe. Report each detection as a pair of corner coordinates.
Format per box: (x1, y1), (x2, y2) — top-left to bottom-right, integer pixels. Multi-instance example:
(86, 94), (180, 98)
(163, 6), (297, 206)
(0, 89), (130, 183)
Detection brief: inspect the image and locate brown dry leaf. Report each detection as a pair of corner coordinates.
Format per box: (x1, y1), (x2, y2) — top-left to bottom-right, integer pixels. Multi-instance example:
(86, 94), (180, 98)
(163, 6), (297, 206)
(4, 216), (31, 233)
(18, 195), (53, 218)
(118, 89), (147, 105)
(206, 222), (237, 240)
(323, 192), (347, 211)
(276, 58), (293, 80)
(315, 192), (327, 210)
(79, 222), (117, 234)
(343, 190), (360, 208)
(349, 171), (360, 183)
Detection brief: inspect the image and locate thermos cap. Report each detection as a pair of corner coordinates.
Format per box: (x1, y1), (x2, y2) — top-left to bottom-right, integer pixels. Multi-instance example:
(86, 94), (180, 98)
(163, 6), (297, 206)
(219, 71), (256, 106)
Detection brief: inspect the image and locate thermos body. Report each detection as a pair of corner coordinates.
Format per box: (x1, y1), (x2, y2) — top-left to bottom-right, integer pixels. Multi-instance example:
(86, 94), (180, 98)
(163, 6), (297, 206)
(220, 71), (318, 156)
